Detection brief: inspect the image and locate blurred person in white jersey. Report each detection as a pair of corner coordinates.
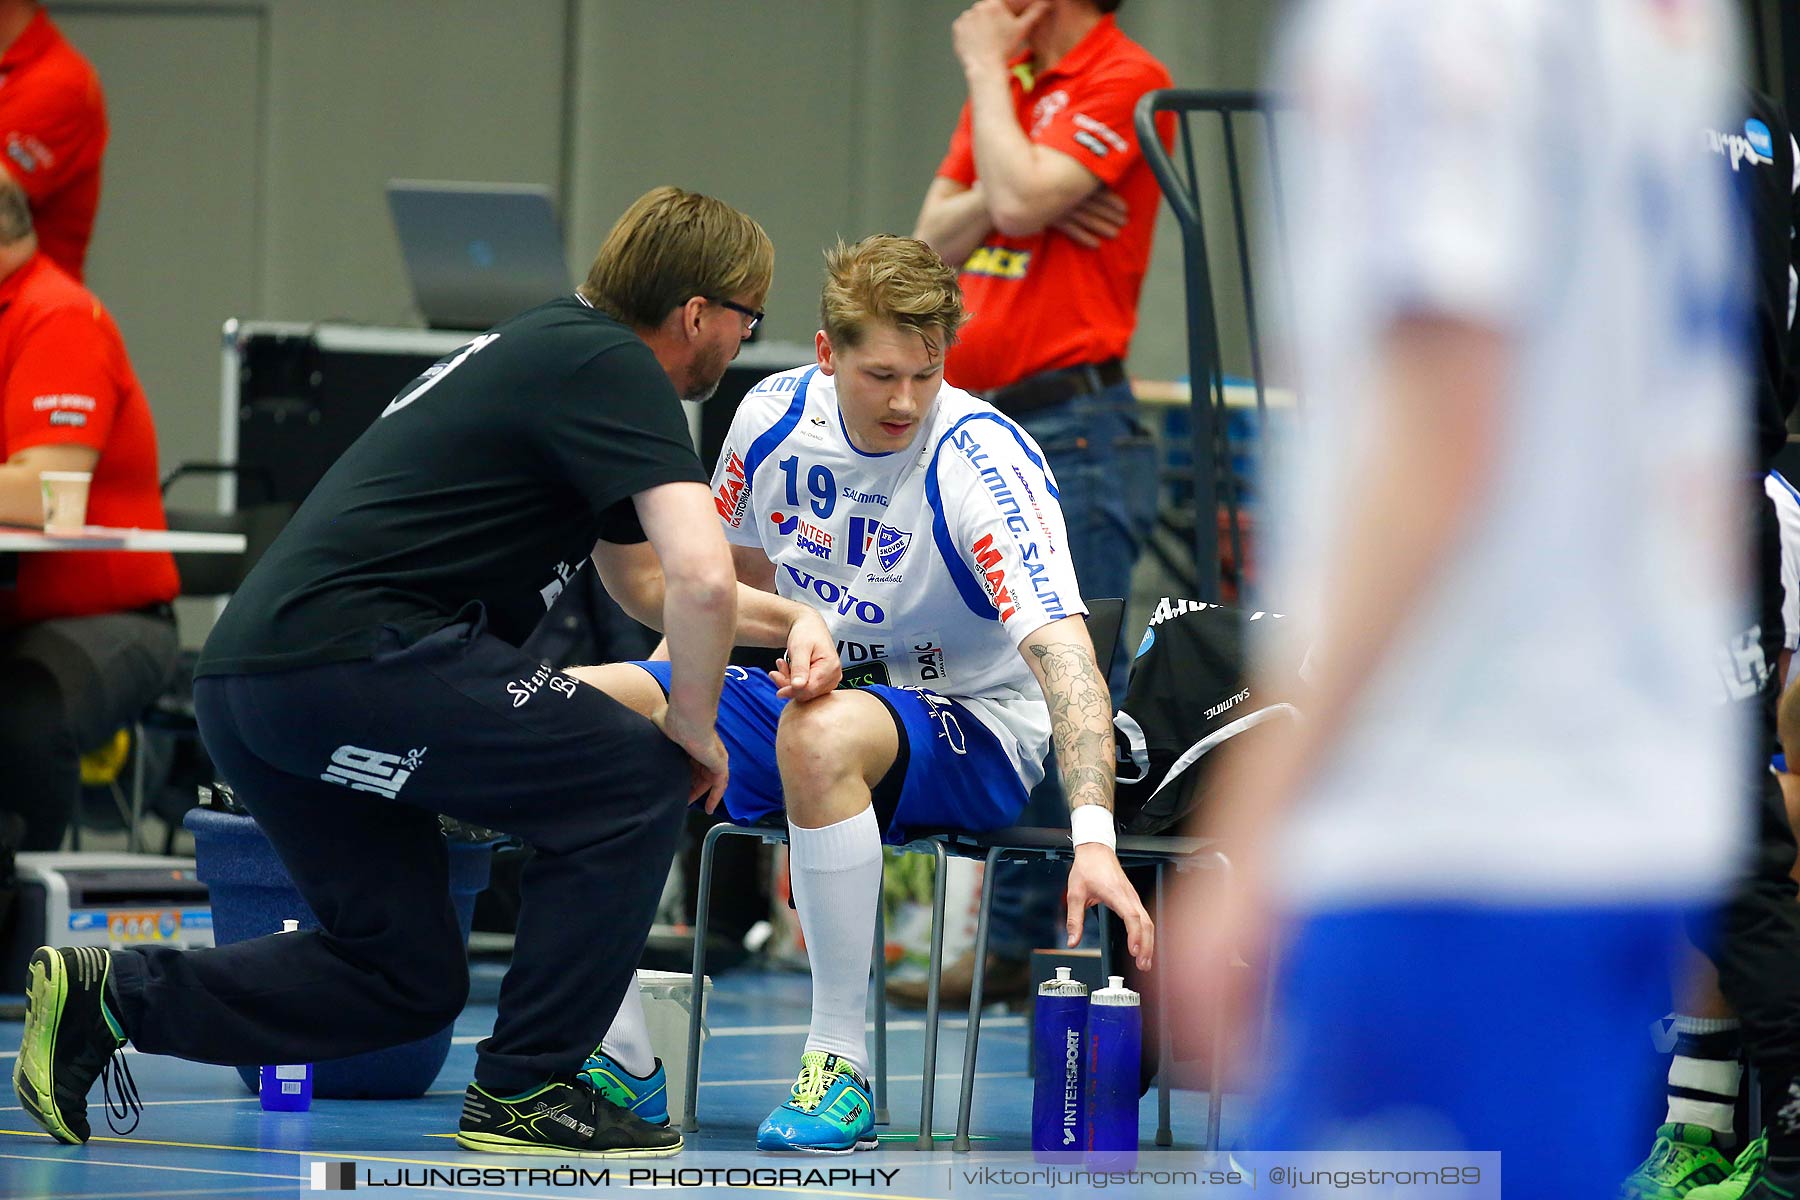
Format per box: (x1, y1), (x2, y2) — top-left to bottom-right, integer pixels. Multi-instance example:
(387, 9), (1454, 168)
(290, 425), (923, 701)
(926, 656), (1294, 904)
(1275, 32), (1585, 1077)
(1174, 1), (1751, 1193)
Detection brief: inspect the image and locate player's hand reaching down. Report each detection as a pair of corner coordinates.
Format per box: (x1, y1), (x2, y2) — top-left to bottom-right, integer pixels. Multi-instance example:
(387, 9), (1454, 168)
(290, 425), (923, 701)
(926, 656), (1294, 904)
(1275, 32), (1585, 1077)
(1066, 843), (1154, 970)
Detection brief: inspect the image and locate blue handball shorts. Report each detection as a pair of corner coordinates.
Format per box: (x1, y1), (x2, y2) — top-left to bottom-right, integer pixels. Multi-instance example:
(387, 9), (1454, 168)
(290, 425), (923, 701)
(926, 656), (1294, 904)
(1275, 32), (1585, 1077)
(1254, 903), (1688, 1193)
(629, 662), (1029, 843)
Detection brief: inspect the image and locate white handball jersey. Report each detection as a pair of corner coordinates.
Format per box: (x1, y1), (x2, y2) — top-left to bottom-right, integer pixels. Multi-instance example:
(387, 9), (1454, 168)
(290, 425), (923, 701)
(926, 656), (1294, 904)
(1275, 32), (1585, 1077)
(1269, 0), (1748, 906)
(711, 365), (1087, 787)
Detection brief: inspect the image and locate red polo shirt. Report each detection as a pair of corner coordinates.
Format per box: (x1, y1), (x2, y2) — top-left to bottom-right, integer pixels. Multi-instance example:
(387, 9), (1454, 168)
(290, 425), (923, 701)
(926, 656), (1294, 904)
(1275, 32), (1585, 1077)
(936, 15), (1173, 394)
(0, 254), (176, 627)
(0, 9), (106, 281)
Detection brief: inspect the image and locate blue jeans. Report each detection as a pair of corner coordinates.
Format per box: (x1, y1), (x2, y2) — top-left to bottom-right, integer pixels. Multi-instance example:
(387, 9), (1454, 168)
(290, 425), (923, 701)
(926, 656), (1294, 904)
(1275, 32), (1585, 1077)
(986, 383), (1158, 961)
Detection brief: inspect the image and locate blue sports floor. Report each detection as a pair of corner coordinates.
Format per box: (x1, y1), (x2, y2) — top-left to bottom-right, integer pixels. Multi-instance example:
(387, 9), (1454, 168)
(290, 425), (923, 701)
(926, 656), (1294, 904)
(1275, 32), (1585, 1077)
(0, 962), (1233, 1199)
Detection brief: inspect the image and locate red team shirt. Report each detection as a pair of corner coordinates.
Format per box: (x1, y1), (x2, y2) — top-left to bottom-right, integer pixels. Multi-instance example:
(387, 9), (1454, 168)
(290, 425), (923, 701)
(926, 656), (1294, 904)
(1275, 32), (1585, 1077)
(935, 15), (1173, 393)
(0, 8), (105, 280)
(0, 254), (176, 626)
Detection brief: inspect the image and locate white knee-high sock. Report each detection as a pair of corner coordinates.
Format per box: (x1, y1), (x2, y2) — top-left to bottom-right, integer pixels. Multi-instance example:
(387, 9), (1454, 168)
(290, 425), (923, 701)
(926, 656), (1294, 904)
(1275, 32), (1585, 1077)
(789, 806), (882, 1076)
(599, 971), (656, 1078)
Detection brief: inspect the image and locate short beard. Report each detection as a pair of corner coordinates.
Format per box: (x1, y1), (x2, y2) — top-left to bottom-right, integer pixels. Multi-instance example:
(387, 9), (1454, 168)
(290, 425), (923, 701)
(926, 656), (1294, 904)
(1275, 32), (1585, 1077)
(681, 373), (722, 404)
(680, 345), (729, 403)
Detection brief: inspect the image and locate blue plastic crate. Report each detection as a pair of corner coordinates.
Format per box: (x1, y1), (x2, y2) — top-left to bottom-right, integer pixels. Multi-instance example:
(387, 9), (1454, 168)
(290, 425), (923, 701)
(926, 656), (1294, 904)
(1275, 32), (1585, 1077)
(184, 805), (494, 1099)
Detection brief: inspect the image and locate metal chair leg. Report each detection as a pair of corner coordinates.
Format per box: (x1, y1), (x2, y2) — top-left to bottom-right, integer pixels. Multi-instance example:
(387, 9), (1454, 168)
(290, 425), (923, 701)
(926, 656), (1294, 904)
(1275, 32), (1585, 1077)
(953, 846), (1003, 1152)
(1750, 1064), (1764, 1138)
(128, 720), (148, 854)
(683, 821), (731, 1133)
(1209, 850), (1234, 1151)
(917, 839), (948, 1150)
(1155, 861), (1173, 1147)
(1099, 901), (1113, 980)
(872, 872), (890, 1126)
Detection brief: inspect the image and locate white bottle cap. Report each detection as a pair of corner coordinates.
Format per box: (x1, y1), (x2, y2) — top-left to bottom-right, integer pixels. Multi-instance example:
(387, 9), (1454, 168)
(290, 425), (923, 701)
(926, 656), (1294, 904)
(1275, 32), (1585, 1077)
(1092, 975), (1141, 1006)
(1038, 964), (1089, 997)
(281, 919), (299, 933)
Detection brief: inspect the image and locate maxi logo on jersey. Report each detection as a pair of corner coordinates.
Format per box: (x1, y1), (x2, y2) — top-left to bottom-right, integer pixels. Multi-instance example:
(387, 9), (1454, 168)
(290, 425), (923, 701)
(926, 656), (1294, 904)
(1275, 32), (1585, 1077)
(770, 511), (832, 560)
(970, 534), (1022, 622)
(715, 451), (750, 527)
(784, 565), (886, 624)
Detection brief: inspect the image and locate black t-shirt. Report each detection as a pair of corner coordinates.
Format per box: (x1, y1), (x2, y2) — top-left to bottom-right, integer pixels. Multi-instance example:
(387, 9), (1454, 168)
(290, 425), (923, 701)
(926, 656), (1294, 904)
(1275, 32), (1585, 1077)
(198, 296), (705, 675)
(1730, 89), (1800, 468)
(1112, 599), (1301, 835)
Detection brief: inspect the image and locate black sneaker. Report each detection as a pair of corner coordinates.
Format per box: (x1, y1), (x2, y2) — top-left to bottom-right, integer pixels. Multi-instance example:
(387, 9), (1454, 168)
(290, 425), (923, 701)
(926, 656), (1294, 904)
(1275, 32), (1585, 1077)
(13, 946), (141, 1144)
(456, 1074), (682, 1157)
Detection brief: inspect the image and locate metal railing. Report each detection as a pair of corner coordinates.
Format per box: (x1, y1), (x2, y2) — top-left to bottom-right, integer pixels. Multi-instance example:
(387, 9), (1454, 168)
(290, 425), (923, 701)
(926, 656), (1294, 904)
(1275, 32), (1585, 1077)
(1136, 89), (1294, 605)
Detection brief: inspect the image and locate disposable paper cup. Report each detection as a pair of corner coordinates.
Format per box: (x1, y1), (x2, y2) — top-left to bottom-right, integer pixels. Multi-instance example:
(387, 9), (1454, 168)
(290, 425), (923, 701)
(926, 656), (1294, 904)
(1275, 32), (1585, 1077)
(40, 471), (92, 532)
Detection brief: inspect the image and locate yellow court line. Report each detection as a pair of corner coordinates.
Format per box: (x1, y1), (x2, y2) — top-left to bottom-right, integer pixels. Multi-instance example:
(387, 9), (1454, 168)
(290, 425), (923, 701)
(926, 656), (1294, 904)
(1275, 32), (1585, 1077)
(0, 1148), (294, 1182)
(0, 1096), (265, 1113)
(0, 1127), (462, 1169)
(0, 1150), (524, 1200)
(13, 1185), (292, 1200)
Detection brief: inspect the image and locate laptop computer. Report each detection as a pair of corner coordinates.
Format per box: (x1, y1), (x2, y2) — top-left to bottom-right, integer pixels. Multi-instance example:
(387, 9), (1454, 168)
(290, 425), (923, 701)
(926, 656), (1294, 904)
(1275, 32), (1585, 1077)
(385, 180), (572, 331)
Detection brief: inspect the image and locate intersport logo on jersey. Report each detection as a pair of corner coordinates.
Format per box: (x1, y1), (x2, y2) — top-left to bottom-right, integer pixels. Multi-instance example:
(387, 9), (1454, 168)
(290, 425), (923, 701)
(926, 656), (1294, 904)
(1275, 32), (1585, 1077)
(770, 510), (832, 560)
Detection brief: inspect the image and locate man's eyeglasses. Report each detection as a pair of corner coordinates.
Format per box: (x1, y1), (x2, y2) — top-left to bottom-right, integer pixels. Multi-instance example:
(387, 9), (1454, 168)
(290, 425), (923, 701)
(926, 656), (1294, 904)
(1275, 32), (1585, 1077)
(712, 298), (764, 332)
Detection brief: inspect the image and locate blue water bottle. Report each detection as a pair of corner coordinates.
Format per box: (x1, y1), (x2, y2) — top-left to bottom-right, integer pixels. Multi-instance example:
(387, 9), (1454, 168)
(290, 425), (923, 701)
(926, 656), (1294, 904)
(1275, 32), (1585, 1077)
(1031, 966), (1089, 1155)
(1086, 975), (1141, 1164)
(259, 920), (314, 1112)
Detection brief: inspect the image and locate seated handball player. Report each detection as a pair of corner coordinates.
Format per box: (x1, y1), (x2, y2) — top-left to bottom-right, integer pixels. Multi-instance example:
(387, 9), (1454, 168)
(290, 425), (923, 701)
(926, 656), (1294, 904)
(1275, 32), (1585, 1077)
(566, 234), (1155, 1153)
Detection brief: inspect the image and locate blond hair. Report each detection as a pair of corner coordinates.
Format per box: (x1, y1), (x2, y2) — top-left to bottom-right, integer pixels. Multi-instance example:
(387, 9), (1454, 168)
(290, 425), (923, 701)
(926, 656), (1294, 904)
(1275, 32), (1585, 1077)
(580, 186), (773, 328)
(820, 235), (967, 356)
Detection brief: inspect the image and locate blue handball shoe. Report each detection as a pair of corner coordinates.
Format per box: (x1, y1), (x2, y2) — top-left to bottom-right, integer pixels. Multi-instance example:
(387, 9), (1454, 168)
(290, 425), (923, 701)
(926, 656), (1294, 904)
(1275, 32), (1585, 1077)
(757, 1051), (877, 1154)
(579, 1051), (669, 1127)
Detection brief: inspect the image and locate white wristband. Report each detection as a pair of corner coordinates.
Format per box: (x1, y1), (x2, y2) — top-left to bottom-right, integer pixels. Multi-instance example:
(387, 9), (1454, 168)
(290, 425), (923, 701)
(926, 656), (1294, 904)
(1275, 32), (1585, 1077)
(1070, 804), (1116, 850)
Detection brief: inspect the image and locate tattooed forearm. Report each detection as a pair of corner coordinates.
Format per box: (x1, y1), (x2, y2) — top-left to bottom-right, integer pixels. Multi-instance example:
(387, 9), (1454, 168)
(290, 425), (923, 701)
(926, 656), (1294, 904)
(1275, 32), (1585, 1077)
(1028, 639), (1116, 814)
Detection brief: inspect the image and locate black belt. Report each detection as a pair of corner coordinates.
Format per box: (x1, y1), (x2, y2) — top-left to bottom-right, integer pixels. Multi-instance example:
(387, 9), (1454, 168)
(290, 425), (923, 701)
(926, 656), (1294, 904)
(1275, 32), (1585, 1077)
(985, 358), (1128, 414)
(137, 601), (176, 622)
